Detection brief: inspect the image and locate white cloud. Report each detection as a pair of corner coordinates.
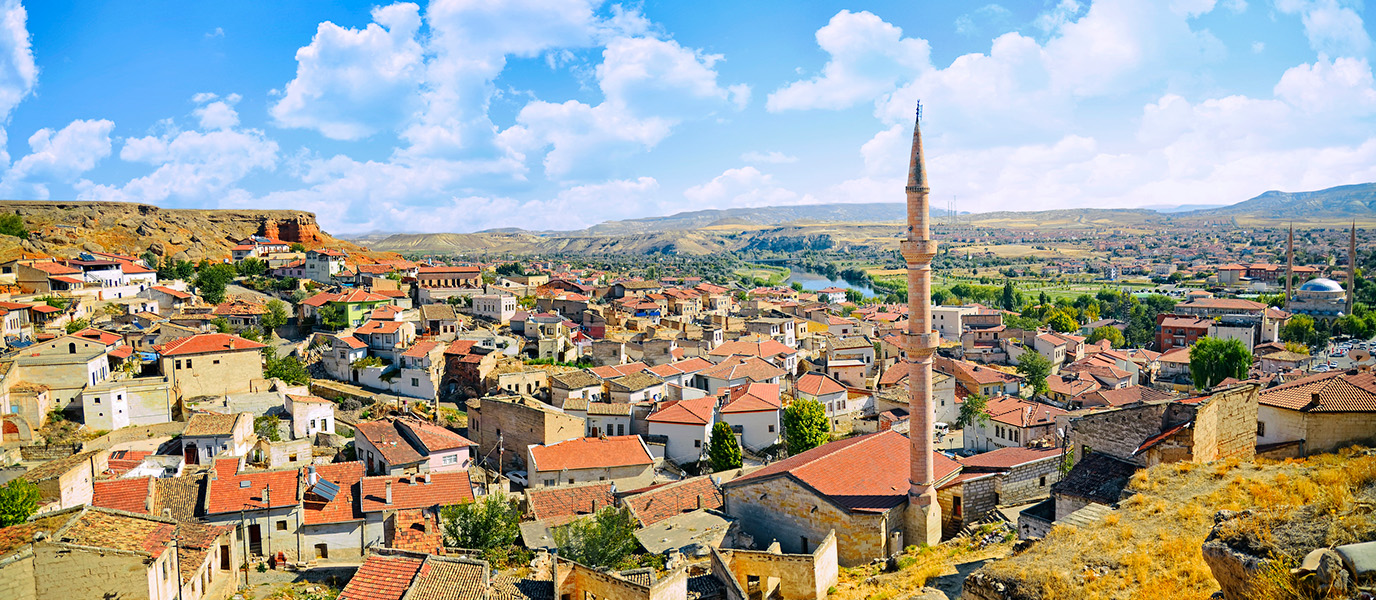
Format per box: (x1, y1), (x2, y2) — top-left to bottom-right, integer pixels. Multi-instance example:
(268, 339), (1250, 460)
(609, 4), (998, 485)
(0, 0), (36, 167)
(270, 2), (425, 140)
(741, 151), (798, 164)
(205, 27), (224, 39)
(766, 10), (930, 112)
(955, 4), (1014, 37)
(684, 166), (814, 210)
(1276, 0), (1370, 57)
(1252, 41), (1265, 53)
(0, 119), (114, 198)
(193, 94), (241, 130)
(500, 35), (748, 179)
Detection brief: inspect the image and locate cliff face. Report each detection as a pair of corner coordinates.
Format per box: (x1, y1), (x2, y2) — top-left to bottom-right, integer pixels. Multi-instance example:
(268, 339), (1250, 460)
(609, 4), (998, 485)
(0, 201), (387, 262)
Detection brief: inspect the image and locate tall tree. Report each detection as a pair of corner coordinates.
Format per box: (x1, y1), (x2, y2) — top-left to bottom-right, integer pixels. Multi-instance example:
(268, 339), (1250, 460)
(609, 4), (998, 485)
(1001, 280), (1017, 311)
(955, 393), (990, 429)
(1087, 326), (1125, 348)
(0, 478), (40, 526)
(782, 398), (830, 456)
(1045, 309), (1079, 333)
(440, 494), (520, 550)
(1189, 337), (1253, 390)
(1016, 351), (1053, 397)
(704, 422), (743, 472)
(194, 263), (236, 305)
(262, 299), (289, 336)
(553, 505), (639, 568)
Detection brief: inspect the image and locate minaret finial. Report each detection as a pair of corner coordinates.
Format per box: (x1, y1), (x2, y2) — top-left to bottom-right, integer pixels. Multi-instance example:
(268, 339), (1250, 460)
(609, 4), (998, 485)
(907, 100), (928, 193)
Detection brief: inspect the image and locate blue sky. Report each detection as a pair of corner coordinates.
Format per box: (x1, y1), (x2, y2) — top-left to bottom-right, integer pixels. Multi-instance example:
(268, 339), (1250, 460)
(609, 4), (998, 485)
(0, 0), (1371, 233)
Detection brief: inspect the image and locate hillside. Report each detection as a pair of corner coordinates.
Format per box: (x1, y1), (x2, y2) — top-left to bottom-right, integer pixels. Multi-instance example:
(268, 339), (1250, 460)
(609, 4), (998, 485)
(581, 203), (942, 235)
(1184, 182), (1376, 220)
(0, 200), (390, 262)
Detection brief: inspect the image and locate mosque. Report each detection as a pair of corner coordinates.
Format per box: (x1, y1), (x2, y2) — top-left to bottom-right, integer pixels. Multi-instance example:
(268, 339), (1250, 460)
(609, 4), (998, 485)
(1283, 224), (1356, 320)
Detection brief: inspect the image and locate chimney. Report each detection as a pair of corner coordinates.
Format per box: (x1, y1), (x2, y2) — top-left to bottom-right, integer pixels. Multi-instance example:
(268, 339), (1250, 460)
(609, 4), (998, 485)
(424, 472), (431, 484)
(696, 494), (703, 510)
(385, 480), (393, 505)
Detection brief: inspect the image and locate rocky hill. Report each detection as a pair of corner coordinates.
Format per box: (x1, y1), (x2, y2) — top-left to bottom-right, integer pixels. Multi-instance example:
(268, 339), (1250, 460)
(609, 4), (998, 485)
(1183, 182), (1376, 219)
(0, 201), (388, 262)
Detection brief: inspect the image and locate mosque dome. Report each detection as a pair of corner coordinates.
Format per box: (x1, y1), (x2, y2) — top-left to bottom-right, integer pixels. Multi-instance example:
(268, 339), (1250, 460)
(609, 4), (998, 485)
(1299, 278), (1344, 292)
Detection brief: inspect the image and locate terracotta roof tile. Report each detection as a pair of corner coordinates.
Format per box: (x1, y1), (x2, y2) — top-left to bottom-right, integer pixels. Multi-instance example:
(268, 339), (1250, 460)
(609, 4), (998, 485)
(205, 465), (300, 515)
(304, 462), (364, 524)
(359, 472), (474, 513)
(720, 383), (781, 413)
(155, 333), (266, 356)
(622, 476), (722, 526)
(526, 483), (616, 525)
(340, 553), (425, 600)
(92, 476), (152, 513)
(958, 446), (1061, 471)
(408, 556), (488, 600)
(57, 508), (176, 557)
(184, 412), (245, 437)
(796, 372), (846, 396)
(529, 436), (653, 472)
(646, 397), (715, 425)
(1258, 370), (1376, 412)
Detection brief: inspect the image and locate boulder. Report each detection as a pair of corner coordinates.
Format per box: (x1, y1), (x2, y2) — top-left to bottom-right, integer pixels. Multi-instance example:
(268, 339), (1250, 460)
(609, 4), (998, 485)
(905, 588), (948, 600)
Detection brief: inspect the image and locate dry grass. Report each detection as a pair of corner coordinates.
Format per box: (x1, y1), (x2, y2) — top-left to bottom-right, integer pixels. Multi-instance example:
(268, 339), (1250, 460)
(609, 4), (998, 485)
(829, 529), (1016, 600)
(977, 448), (1376, 600)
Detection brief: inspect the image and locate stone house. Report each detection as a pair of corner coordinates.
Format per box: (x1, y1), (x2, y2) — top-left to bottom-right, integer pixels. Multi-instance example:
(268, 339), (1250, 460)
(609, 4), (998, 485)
(353, 417), (475, 476)
(156, 333), (267, 399)
(722, 430), (962, 566)
(80, 376), (175, 431)
(795, 372), (852, 426)
(0, 506), (235, 600)
(358, 471), (475, 552)
(285, 394), (335, 438)
(963, 397), (1067, 453)
(1066, 383), (1259, 467)
(472, 294), (518, 324)
(354, 319), (416, 362)
(694, 356), (786, 395)
(562, 399), (633, 437)
(211, 299), (267, 331)
(525, 435), (656, 490)
(465, 395), (584, 471)
(441, 340), (498, 399)
(417, 303), (460, 339)
(707, 339), (799, 373)
(23, 449), (109, 511)
(180, 412), (254, 465)
(935, 357), (1022, 397)
(549, 370), (604, 407)
(1255, 369), (1376, 456)
(397, 340), (445, 400)
(608, 372), (666, 403)
(956, 445), (1064, 506)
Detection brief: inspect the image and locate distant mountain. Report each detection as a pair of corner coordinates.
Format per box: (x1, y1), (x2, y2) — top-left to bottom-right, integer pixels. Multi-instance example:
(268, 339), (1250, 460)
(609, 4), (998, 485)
(581, 203), (949, 236)
(1183, 183), (1376, 218)
(1142, 203), (1228, 213)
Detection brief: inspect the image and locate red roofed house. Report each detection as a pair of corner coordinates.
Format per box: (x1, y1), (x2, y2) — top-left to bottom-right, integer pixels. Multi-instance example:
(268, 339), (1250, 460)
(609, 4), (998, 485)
(1256, 369), (1376, 455)
(397, 340), (446, 400)
(721, 430), (962, 565)
(963, 396), (1067, 453)
(526, 435), (655, 490)
(646, 396), (717, 464)
(358, 471), (475, 544)
(353, 417), (476, 476)
(155, 333), (266, 398)
(719, 382), (783, 451)
(795, 372), (853, 425)
(305, 248), (348, 283)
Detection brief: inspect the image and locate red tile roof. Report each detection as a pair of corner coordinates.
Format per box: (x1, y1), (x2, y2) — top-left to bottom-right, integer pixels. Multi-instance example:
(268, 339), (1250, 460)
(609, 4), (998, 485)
(622, 476), (723, 526)
(720, 383), (781, 413)
(205, 465), (300, 515)
(71, 328), (123, 346)
(92, 477), (152, 513)
(1258, 369), (1376, 412)
(155, 333), (266, 356)
(526, 482), (616, 525)
(708, 339), (797, 360)
(303, 462), (364, 524)
(698, 356), (786, 383)
(726, 430), (961, 513)
(796, 372), (846, 396)
(397, 419), (476, 452)
(529, 436), (654, 472)
(107, 449), (153, 476)
(358, 320), (406, 335)
(340, 553), (425, 600)
(444, 340), (479, 355)
(589, 362), (648, 379)
(358, 472), (474, 513)
(29, 261), (81, 275)
(958, 446), (1061, 471)
(151, 285), (192, 299)
(646, 397), (715, 425)
(402, 340), (442, 359)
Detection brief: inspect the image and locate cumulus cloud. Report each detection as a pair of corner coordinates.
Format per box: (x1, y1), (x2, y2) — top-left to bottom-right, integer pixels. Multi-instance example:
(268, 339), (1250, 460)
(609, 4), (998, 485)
(499, 35), (748, 180)
(0, 119), (114, 198)
(270, 2), (425, 140)
(684, 167), (814, 210)
(766, 10), (930, 112)
(741, 151), (798, 164)
(1276, 0), (1370, 57)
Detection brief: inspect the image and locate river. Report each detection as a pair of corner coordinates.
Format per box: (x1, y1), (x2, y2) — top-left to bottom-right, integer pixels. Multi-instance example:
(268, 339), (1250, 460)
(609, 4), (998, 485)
(783, 267), (882, 298)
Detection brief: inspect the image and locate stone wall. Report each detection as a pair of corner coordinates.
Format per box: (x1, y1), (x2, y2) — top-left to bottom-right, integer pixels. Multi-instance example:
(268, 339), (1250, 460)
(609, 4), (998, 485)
(467, 397), (583, 471)
(0, 548), (36, 600)
(20, 444), (80, 461)
(83, 421), (186, 451)
(1069, 401), (1183, 465)
(33, 544), (154, 600)
(995, 456), (1062, 505)
(938, 476), (998, 538)
(723, 474), (895, 566)
(1192, 384), (1258, 463)
(713, 531), (838, 600)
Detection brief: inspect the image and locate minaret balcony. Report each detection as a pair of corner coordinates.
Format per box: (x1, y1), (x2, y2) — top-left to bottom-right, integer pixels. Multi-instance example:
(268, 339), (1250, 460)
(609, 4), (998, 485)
(904, 331), (941, 351)
(900, 240), (939, 263)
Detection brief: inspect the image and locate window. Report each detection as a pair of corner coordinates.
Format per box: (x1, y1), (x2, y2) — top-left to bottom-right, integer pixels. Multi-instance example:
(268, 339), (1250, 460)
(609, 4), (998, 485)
(768, 424), (776, 433)
(616, 424), (625, 436)
(186, 359), (193, 369)
(1257, 422), (1265, 437)
(176, 360), (182, 370)
(1039, 476), (1047, 487)
(443, 454), (458, 465)
(93, 396), (101, 404)
(412, 378), (419, 387)
(568, 478), (575, 484)
(276, 520), (288, 531)
(161, 559), (168, 580)
(213, 359), (220, 365)
(694, 439), (702, 448)
(953, 496), (963, 518)
(544, 479), (555, 486)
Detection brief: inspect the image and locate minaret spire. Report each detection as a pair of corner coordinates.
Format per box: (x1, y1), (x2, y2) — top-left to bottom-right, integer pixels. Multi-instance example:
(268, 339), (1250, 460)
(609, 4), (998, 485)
(1285, 224), (1294, 303)
(903, 102), (941, 547)
(1349, 222), (1357, 315)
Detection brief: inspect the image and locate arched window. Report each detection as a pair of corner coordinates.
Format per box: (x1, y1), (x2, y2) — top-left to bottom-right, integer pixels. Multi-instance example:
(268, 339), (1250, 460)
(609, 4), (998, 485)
(68, 342), (76, 354)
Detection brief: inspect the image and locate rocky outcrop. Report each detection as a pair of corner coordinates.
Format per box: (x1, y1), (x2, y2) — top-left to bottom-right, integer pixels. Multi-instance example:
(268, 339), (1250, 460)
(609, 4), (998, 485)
(0, 200), (382, 262)
(1200, 511), (1272, 600)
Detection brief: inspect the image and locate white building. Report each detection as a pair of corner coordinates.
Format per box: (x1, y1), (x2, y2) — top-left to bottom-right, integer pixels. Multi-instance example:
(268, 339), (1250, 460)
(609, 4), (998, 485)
(286, 394), (336, 438)
(718, 383), (782, 453)
(932, 305), (978, 340)
(472, 294), (518, 324)
(645, 396), (716, 466)
(304, 249), (347, 283)
(795, 372), (853, 425)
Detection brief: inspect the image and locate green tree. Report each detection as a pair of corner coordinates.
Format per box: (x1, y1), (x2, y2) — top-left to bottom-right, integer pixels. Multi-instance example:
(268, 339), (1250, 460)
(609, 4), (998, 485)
(517, 295), (536, 309)
(63, 318), (89, 334)
(495, 262), (526, 276)
(1001, 280), (1017, 311)
(262, 347), (309, 385)
(211, 317), (232, 333)
(1087, 325), (1125, 348)
(1280, 314), (1319, 350)
(194, 263), (236, 305)
(1016, 351), (1053, 397)
(0, 478), (40, 526)
(140, 250), (159, 268)
(553, 505), (639, 568)
(262, 299), (289, 335)
(0, 213), (28, 239)
(1003, 314), (1042, 331)
(955, 393), (990, 428)
(1189, 337), (1253, 390)
(254, 415), (281, 442)
(1045, 309), (1078, 333)
(440, 494), (520, 550)
(290, 242), (306, 253)
(781, 398), (830, 456)
(844, 288), (864, 304)
(236, 258), (267, 277)
(790, 281), (804, 292)
(704, 422), (742, 472)
(318, 303), (347, 330)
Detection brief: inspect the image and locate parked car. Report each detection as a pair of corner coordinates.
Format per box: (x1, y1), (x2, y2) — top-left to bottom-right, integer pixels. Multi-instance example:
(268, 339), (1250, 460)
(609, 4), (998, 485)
(505, 471), (528, 487)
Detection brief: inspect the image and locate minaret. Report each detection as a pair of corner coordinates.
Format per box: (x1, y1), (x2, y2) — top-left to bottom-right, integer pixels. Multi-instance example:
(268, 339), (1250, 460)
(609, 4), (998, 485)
(1349, 222), (1357, 315)
(902, 102), (942, 547)
(1285, 224), (1294, 303)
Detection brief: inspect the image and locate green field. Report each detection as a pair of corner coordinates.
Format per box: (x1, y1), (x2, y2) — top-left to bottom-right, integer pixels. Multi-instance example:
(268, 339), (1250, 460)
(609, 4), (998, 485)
(734, 264), (791, 286)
